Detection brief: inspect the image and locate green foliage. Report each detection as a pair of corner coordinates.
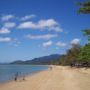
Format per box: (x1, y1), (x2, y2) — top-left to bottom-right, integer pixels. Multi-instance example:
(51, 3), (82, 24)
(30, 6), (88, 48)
(78, 0), (90, 43)
(51, 0), (90, 67)
(77, 0), (90, 14)
(78, 44), (90, 63)
(51, 44), (90, 66)
(57, 44), (81, 66)
(83, 29), (90, 44)
(83, 29), (90, 36)
(58, 55), (67, 66)
(51, 55), (68, 66)
(77, 0), (90, 65)
(52, 44), (90, 66)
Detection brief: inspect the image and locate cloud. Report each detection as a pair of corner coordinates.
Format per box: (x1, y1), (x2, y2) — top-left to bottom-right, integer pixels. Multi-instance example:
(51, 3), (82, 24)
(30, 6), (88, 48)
(18, 19), (62, 32)
(48, 27), (63, 32)
(37, 19), (58, 28)
(1, 15), (63, 32)
(0, 37), (12, 42)
(56, 42), (67, 47)
(1, 15), (14, 21)
(1, 14), (36, 21)
(18, 21), (36, 29)
(4, 22), (16, 28)
(21, 15), (36, 21)
(25, 34), (58, 40)
(0, 22), (16, 34)
(71, 38), (80, 45)
(42, 41), (53, 47)
(18, 19), (58, 29)
(0, 27), (10, 34)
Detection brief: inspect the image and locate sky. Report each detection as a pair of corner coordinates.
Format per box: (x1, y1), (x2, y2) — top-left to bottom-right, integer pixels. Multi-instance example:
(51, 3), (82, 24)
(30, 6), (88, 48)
(0, 0), (90, 62)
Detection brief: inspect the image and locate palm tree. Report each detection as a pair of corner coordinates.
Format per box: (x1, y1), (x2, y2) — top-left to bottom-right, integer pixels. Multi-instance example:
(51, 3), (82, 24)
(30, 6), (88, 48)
(77, 0), (90, 14)
(77, 0), (90, 43)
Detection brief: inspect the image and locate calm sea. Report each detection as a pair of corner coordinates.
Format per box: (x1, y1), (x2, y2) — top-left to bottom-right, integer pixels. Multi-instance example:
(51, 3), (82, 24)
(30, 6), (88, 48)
(0, 65), (48, 83)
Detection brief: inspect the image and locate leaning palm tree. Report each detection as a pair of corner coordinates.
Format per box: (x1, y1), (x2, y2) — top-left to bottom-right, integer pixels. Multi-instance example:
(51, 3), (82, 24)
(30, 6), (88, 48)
(77, 0), (90, 44)
(77, 0), (90, 14)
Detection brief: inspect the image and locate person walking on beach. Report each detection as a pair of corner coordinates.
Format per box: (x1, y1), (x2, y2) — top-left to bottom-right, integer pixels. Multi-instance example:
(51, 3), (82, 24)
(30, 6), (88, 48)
(14, 72), (18, 81)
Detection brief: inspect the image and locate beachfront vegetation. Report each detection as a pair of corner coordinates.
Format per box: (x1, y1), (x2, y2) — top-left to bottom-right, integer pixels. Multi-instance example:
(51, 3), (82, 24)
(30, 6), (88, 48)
(52, 43), (90, 67)
(51, 0), (90, 67)
(77, 0), (90, 14)
(78, 44), (90, 64)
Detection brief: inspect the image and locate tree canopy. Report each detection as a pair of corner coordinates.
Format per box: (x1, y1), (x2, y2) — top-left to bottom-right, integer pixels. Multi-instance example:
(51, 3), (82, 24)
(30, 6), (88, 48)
(78, 0), (90, 43)
(77, 0), (90, 14)
(78, 44), (90, 63)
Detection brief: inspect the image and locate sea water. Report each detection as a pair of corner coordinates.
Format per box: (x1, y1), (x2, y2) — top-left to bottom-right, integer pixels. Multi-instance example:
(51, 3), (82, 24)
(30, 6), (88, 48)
(0, 65), (48, 83)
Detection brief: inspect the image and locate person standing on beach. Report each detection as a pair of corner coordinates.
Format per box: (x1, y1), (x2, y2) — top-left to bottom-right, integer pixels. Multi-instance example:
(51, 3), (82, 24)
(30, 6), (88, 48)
(22, 75), (26, 81)
(14, 72), (18, 81)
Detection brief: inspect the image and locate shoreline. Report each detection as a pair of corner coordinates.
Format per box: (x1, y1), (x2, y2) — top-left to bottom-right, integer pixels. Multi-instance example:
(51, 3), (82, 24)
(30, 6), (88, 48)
(0, 65), (90, 90)
(0, 65), (50, 85)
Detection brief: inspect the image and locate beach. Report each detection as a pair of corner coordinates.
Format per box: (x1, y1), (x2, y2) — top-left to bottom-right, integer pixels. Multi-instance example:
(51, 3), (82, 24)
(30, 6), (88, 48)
(0, 66), (90, 90)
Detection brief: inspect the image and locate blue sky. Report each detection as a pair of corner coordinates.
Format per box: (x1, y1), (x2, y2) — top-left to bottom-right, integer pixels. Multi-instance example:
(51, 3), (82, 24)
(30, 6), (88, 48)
(0, 0), (90, 62)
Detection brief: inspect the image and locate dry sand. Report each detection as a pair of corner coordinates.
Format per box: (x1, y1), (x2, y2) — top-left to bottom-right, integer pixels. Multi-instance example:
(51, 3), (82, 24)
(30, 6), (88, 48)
(0, 66), (90, 90)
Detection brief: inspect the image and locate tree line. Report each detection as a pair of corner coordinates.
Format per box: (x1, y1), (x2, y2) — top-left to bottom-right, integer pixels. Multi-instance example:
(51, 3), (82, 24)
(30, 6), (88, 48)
(51, 0), (90, 67)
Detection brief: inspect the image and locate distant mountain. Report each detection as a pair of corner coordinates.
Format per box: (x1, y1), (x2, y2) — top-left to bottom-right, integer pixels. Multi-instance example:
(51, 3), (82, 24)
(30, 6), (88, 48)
(10, 60), (24, 64)
(0, 63), (9, 65)
(10, 54), (60, 65)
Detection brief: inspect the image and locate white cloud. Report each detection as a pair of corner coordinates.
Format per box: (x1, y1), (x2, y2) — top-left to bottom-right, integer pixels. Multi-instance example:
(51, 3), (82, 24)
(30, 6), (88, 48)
(37, 19), (58, 28)
(48, 26), (63, 32)
(0, 27), (10, 34)
(0, 37), (12, 42)
(42, 41), (53, 47)
(4, 22), (16, 28)
(71, 38), (80, 45)
(21, 15), (36, 21)
(0, 22), (16, 34)
(1, 14), (36, 21)
(18, 19), (58, 29)
(1, 15), (14, 21)
(1, 15), (63, 32)
(56, 42), (67, 47)
(25, 34), (58, 40)
(18, 22), (36, 29)
(18, 19), (62, 32)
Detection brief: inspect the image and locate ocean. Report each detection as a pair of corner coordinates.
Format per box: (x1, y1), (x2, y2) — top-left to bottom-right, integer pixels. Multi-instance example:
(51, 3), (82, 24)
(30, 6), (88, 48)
(0, 65), (48, 83)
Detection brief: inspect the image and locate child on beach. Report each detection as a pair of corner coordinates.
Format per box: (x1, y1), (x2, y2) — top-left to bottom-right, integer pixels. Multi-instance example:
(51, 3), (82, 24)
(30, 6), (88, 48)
(22, 75), (26, 81)
(14, 72), (18, 81)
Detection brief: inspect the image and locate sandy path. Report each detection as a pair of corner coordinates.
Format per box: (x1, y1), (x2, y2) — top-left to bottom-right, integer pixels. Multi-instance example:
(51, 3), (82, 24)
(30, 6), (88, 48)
(0, 66), (90, 90)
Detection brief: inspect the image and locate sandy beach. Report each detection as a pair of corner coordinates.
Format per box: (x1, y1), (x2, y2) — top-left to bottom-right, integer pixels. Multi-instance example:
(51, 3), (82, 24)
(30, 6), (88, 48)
(0, 66), (90, 90)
